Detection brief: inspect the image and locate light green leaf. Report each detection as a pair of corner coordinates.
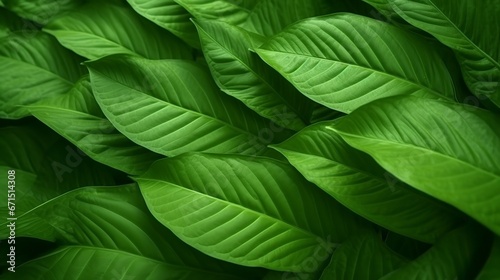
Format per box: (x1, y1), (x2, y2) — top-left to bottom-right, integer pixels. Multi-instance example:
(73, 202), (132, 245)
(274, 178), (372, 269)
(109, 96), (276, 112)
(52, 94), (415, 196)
(0, 184), (261, 279)
(87, 55), (293, 157)
(5, 246), (250, 280)
(126, 0), (199, 47)
(476, 237), (500, 280)
(241, 0), (350, 36)
(319, 231), (407, 280)
(256, 13), (456, 113)
(0, 125), (116, 217)
(272, 121), (463, 243)
(28, 76), (162, 175)
(386, 0), (500, 108)
(2, 0), (83, 24)
(380, 223), (490, 280)
(174, 0), (257, 25)
(333, 96), (500, 234)
(44, 1), (193, 60)
(193, 19), (317, 131)
(136, 153), (370, 272)
(0, 32), (86, 119)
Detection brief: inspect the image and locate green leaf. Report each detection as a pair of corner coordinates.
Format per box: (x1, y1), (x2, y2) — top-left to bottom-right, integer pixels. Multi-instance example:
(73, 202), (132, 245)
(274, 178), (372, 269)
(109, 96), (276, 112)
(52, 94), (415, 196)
(0, 124), (116, 217)
(44, 1), (193, 60)
(193, 19), (317, 131)
(319, 231), (407, 279)
(87, 55), (293, 157)
(1, 184), (261, 279)
(333, 96), (500, 235)
(2, 0), (83, 24)
(272, 121), (463, 243)
(476, 237), (500, 280)
(0, 7), (37, 38)
(241, 0), (350, 36)
(136, 153), (370, 272)
(0, 32), (86, 119)
(174, 0), (257, 25)
(5, 246), (250, 280)
(28, 76), (162, 175)
(385, 0), (500, 108)
(256, 13), (456, 113)
(126, 0), (200, 47)
(380, 223), (490, 280)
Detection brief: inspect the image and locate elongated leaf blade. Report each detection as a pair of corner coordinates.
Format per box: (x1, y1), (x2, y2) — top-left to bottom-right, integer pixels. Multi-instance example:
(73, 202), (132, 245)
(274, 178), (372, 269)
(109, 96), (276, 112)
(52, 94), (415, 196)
(174, 0), (257, 25)
(4, 246), (248, 280)
(0, 32), (86, 119)
(273, 122), (463, 243)
(380, 223), (490, 279)
(0, 184), (261, 279)
(0, 125), (116, 217)
(3, 0), (83, 24)
(193, 19), (317, 131)
(136, 153), (369, 272)
(256, 13), (456, 113)
(319, 231), (407, 279)
(28, 76), (162, 175)
(44, 1), (193, 60)
(87, 55), (292, 157)
(333, 96), (500, 234)
(127, 0), (199, 47)
(386, 0), (500, 108)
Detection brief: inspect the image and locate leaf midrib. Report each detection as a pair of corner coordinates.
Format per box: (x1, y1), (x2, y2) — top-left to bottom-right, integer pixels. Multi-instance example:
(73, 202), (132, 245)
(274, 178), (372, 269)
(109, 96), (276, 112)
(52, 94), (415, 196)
(0, 56), (75, 85)
(257, 48), (452, 100)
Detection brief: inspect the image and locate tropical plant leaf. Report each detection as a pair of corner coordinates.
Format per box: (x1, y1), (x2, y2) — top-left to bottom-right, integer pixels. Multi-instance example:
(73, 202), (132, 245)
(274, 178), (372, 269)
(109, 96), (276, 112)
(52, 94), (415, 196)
(332, 96), (500, 234)
(126, 0), (199, 47)
(319, 231), (407, 280)
(272, 121), (464, 243)
(241, 0), (350, 37)
(193, 19), (319, 131)
(380, 223), (490, 280)
(476, 237), (500, 280)
(174, 0), (257, 26)
(135, 153), (370, 272)
(44, 1), (193, 60)
(0, 32), (86, 119)
(256, 13), (456, 113)
(2, 0), (83, 24)
(384, 0), (500, 108)
(0, 184), (262, 279)
(28, 76), (162, 175)
(4, 246), (252, 280)
(87, 55), (293, 157)
(0, 125), (116, 217)
(0, 7), (37, 38)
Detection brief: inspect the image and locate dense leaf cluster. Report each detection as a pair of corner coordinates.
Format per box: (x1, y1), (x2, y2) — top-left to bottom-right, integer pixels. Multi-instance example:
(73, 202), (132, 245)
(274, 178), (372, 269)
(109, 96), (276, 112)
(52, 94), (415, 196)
(1, 0), (499, 279)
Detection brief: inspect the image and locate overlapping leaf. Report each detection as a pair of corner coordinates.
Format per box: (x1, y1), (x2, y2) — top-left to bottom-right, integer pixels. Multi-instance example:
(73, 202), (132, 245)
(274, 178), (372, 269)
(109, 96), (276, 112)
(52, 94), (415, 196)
(333, 96), (500, 234)
(384, 0), (500, 108)
(319, 231), (407, 279)
(0, 184), (260, 279)
(136, 153), (370, 272)
(193, 19), (317, 131)
(44, 1), (193, 60)
(0, 125), (116, 217)
(256, 13), (456, 113)
(174, 0), (257, 26)
(28, 76), (162, 175)
(2, 0), (83, 24)
(5, 246), (250, 280)
(87, 55), (292, 157)
(0, 32), (86, 119)
(273, 122), (463, 243)
(127, 0), (199, 47)
(380, 223), (490, 279)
